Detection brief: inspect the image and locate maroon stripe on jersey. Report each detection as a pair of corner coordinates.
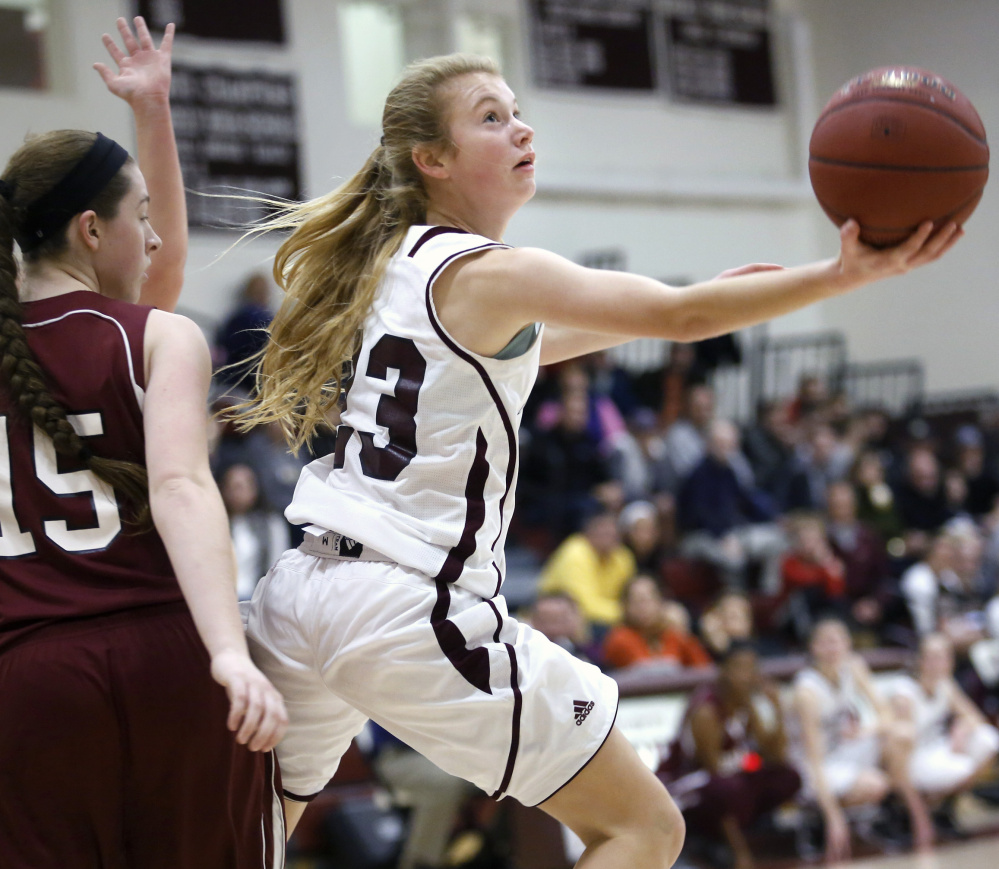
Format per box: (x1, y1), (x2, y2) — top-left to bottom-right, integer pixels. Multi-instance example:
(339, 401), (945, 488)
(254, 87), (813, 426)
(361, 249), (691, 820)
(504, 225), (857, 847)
(486, 598), (503, 643)
(434, 428), (489, 583)
(424, 245), (517, 595)
(408, 226), (469, 257)
(332, 425), (354, 469)
(431, 580), (492, 694)
(491, 641), (523, 800)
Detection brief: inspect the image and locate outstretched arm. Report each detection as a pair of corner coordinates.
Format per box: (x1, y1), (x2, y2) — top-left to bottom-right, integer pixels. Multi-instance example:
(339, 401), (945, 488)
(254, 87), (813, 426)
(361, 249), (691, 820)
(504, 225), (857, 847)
(538, 263), (786, 364)
(440, 219), (960, 359)
(144, 310), (288, 751)
(95, 17), (187, 311)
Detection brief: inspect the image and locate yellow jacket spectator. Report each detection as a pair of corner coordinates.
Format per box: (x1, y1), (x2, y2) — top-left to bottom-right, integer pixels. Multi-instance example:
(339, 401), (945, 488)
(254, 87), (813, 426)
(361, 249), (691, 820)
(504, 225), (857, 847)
(539, 510), (637, 626)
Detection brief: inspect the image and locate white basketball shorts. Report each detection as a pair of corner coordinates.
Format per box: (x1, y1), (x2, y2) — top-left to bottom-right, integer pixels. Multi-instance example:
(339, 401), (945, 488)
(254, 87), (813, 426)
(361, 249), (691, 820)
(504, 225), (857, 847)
(244, 548), (619, 807)
(909, 723), (999, 793)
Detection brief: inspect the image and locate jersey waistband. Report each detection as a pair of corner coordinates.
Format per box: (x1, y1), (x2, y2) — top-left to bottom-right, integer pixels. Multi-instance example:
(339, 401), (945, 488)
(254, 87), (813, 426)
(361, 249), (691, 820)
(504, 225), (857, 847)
(298, 531), (391, 562)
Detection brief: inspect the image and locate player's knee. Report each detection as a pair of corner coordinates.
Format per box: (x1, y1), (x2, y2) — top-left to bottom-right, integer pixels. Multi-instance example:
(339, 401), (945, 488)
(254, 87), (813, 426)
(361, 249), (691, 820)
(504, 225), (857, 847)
(644, 787), (686, 867)
(852, 769), (891, 805)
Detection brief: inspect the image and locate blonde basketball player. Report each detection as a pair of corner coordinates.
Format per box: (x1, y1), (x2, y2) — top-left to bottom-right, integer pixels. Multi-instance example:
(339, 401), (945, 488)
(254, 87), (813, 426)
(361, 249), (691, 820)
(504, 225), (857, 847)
(239, 55), (960, 868)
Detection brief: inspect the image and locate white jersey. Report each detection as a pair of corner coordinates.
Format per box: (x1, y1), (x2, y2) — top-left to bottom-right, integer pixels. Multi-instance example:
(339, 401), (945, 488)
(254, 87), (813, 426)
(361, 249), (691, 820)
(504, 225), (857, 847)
(791, 661), (872, 754)
(286, 226), (543, 599)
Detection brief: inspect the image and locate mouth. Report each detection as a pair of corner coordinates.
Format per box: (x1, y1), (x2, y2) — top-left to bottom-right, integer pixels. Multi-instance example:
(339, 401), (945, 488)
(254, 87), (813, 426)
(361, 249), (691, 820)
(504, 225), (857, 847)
(514, 153), (535, 170)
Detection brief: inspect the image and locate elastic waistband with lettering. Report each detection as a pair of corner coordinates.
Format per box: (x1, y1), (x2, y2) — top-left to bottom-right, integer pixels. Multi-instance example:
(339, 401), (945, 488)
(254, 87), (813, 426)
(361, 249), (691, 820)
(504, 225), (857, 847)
(298, 531), (391, 562)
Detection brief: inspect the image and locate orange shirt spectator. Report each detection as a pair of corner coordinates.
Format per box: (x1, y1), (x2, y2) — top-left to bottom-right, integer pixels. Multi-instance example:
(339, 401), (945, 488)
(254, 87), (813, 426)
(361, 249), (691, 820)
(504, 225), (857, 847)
(601, 575), (712, 669)
(603, 623), (712, 669)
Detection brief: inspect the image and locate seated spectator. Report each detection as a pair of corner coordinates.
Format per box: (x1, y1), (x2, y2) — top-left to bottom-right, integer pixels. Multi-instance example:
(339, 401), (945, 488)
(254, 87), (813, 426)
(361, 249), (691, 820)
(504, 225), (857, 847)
(678, 419), (786, 592)
(213, 271), (274, 392)
(825, 481), (899, 645)
(939, 523), (993, 657)
(884, 633), (999, 837)
(953, 425), (999, 519)
(893, 445), (954, 559)
(851, 449), (905, 552)
(780, 423), (853, 512)
(611, 409), (676, 502)
(367, 723), (479, 869)
(602, 575), (711, 670)
(699, 591), (755, 660)
(786, 373), (829, 425)
(525, 592), (596, 663)
(218, 463), (289, 600)
(788, 618), (933, 862)
(519, 388), (618, 540)
(532, 361), (626, 453)
(619, 499), (670, 574)
(742, 399), (798, 500)
(538, 509), (636, 632)
(658, 643), (801, 869)
(778, 513), (848, 643)
(900, 530), (967, 641)
(212, 391), (308, 526)
(666, 383), (754, 487)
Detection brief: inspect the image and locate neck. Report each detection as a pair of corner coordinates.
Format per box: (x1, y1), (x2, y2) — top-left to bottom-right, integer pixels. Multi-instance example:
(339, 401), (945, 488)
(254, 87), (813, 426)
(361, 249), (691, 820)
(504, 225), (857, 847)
(21, 259), (98, 302)
(424, 197), (511, 242)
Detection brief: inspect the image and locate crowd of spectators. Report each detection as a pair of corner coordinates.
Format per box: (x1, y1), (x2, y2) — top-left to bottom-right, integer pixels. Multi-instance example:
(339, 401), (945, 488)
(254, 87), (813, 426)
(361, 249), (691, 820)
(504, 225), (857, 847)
(206, 279), (999, 867)
(514, 348), (999, 684)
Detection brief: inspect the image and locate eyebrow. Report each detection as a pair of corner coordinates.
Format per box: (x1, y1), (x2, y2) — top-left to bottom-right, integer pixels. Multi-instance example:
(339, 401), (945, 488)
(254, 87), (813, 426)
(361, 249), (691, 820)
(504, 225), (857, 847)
(137, 195), (150, 207)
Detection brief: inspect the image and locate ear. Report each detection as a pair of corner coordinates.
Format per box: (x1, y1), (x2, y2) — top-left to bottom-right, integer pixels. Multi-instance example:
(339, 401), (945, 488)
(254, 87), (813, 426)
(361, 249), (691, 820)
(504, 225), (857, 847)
(74, 211), (101, 252)
(411, 143), (449, 180)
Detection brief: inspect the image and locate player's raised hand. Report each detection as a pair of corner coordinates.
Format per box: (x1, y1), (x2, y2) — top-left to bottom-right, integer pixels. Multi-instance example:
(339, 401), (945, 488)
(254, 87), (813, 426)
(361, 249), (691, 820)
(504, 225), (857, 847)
(93, 16), (174, 106)
(210, 649), (289, 752)
(836, 218), (963, 288)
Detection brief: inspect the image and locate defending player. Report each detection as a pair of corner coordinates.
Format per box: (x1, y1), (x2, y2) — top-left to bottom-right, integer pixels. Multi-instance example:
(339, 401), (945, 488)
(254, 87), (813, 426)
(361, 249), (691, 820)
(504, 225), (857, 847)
(238, 55), (959, 867)
(0, 18), (287, 867)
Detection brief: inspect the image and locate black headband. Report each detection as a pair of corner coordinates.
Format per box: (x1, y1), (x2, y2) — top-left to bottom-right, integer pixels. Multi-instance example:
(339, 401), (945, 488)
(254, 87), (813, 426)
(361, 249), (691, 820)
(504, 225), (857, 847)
(15, 132), (130, 254)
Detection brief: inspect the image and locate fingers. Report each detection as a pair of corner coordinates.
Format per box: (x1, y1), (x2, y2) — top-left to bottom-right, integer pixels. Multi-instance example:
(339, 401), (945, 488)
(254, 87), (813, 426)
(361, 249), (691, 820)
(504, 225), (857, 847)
(235, 678), (265, 746)
(160, 22), (176, 55)
(116, 16), (141, 55)
(101, 32), (125, 66)
(133, 16), (155, 51)
(248, 688), (289, 752)
(226, 673), (249, 733)
(92, 62), (115, 85)
(917, 222), (962, 264)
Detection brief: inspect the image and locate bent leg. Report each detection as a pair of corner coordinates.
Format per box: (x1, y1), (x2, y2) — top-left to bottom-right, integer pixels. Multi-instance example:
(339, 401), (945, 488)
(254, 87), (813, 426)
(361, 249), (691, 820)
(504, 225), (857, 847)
(539, 728), (684, 869)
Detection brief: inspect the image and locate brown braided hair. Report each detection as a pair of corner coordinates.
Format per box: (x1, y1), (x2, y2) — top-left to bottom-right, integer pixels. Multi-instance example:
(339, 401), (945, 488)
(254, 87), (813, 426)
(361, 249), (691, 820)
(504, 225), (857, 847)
(1, 130), (150, 527)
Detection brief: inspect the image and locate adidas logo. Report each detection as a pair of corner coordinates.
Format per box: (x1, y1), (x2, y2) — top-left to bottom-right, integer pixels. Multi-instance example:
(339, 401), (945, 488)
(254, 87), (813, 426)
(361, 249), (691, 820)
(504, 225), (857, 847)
(573, 699), (594, 726)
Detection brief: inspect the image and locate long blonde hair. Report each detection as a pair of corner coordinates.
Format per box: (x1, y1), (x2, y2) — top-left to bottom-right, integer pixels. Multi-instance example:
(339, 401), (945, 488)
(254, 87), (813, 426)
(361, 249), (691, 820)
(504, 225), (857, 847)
(239, 53), (500, 453)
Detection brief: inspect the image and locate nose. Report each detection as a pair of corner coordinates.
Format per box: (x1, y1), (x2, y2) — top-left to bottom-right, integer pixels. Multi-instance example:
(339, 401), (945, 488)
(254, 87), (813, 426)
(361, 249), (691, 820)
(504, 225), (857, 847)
(147, 224), (162, 253)
(515, 117), (534, 146)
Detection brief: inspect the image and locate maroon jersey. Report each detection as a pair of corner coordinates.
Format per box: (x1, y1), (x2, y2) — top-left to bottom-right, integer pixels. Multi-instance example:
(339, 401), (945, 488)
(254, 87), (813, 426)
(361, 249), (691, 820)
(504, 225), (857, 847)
(660, 685), (755, 780)
(0, 291), (180, 651)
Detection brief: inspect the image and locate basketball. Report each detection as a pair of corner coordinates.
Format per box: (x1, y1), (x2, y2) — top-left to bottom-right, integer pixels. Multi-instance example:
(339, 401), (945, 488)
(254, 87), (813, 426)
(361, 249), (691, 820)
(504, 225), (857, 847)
(808, 67), (989, 248)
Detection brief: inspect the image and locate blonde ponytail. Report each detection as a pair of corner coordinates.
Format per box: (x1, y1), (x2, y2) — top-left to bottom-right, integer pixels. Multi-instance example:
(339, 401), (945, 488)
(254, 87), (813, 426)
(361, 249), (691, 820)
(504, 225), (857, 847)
(237, 54), (500, 453)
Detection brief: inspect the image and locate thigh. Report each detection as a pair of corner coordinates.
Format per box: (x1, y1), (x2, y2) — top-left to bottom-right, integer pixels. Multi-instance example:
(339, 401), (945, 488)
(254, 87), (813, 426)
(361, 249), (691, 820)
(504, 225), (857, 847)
(0, 633), (125, 869)
(539, 727), (682, 846)
(246, 553), (369, 800)
(256, 554), (618, 808)
(114, 609), (285, 869)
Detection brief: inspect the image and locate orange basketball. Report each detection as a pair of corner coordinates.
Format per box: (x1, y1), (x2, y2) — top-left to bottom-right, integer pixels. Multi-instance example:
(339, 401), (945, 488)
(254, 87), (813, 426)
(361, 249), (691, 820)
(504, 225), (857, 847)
(808, 67), (989, 248)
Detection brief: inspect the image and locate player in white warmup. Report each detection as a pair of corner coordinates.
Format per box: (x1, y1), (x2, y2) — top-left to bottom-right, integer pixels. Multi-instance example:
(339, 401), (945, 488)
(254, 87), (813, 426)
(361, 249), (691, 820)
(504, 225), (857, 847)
(238, 53), (960, 867)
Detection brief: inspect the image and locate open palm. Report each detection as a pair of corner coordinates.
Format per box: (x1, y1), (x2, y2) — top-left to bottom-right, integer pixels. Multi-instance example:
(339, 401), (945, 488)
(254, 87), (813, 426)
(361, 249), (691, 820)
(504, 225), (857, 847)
(94, 16), (174, 106)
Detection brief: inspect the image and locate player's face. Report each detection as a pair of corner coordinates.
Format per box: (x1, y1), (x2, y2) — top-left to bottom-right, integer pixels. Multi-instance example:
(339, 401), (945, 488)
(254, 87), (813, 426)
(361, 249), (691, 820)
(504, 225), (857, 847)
(809, 620), (851, 666)
(93, 164), (161, 303)
(439, 73), (535, 210)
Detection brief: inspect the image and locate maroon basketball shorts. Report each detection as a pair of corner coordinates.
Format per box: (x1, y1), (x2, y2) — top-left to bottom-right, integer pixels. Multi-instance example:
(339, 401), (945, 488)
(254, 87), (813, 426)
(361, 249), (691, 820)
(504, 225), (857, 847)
(0, 601), (284, 868)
